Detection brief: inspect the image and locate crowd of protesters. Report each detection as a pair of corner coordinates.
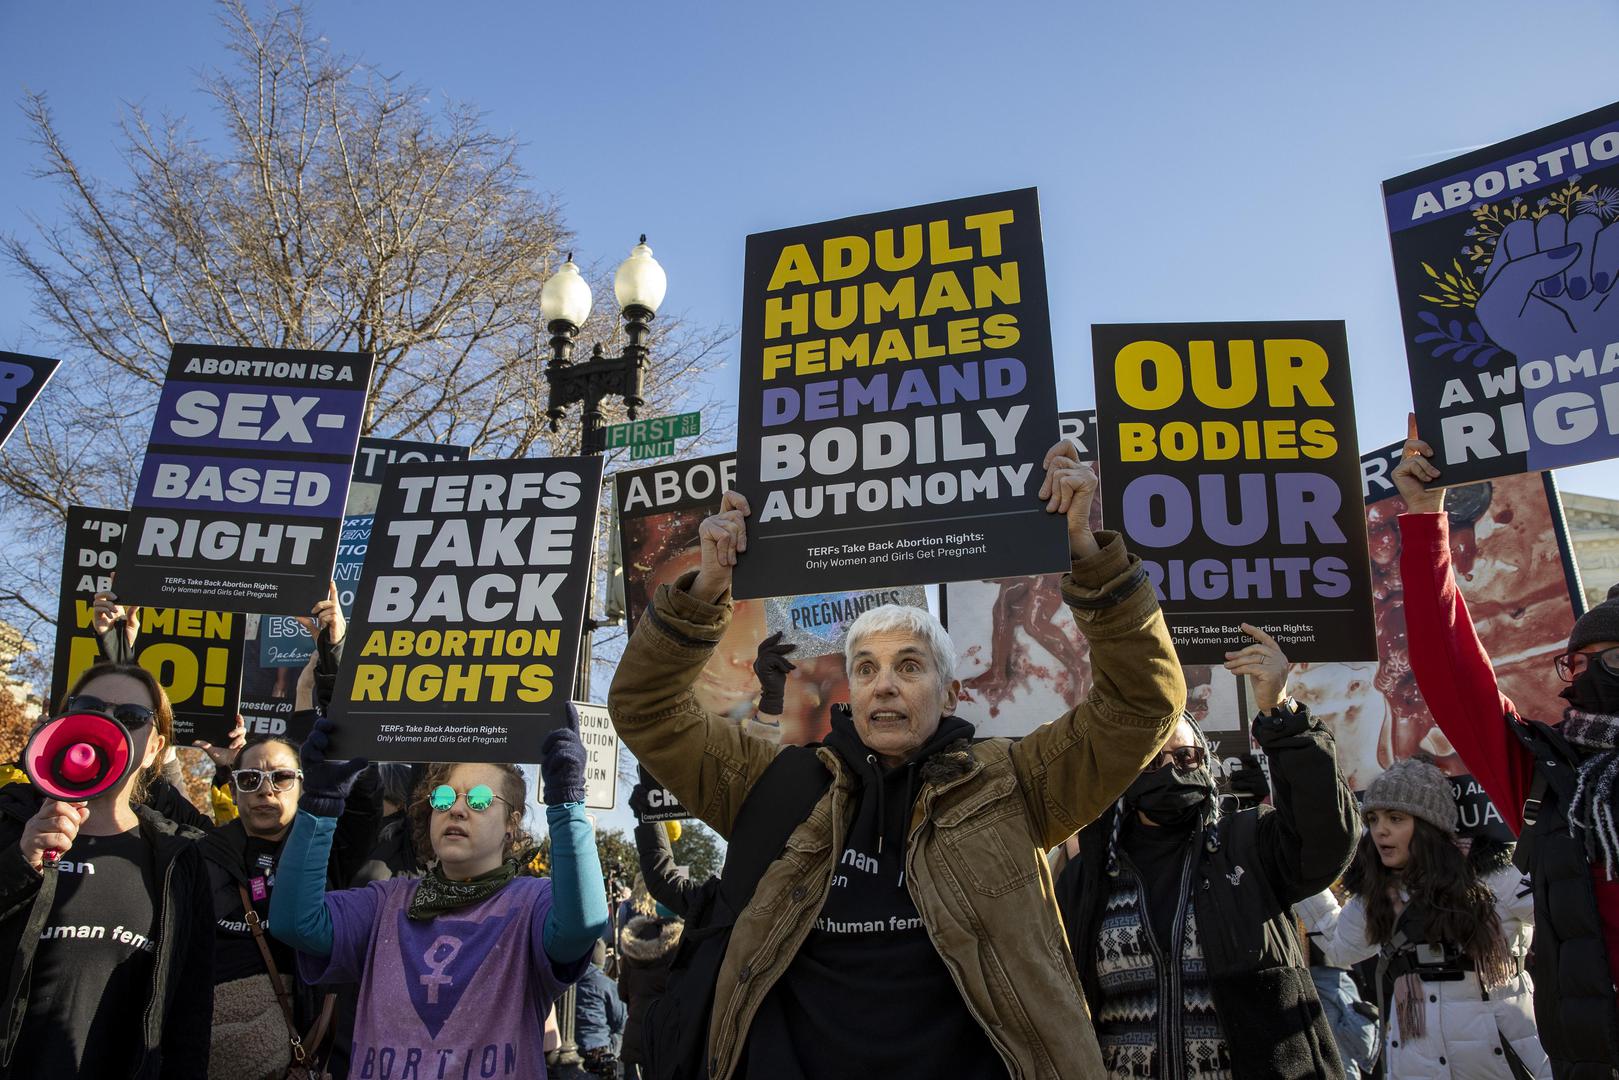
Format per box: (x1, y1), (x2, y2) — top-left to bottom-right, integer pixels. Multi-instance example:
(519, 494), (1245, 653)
(1, 437), (1617, 1080)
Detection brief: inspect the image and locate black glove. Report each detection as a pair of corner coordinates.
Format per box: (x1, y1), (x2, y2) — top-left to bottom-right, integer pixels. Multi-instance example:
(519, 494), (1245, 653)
(541, 704), (588, 806)
(752, 631), (798, 715)
(1226, 753), (1270, 804)
(314, 632), (342, 714)
(628, 779), (653, 820)
(298, 714), (370, 818)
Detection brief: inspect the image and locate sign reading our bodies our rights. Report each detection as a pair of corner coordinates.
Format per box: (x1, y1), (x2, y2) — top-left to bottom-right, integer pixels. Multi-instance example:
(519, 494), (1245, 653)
(325, 457), (602, 763)
(732, 188), (1071, 600)
(1092, 322), (1376, 664)
(116, 343), (374, 616)
(52, 506), (245, 742)
(1386, 100), (1619, 483)
(0, 351), (59, 452)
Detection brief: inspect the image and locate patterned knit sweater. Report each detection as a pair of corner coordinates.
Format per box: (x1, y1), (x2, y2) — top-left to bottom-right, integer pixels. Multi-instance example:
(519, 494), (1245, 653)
(1094, 854), (1233, 1079)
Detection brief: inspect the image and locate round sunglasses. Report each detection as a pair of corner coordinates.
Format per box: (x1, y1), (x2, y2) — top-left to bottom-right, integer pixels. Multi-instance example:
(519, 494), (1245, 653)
(429, 784), (511, 813)
(65, 694), (156, 731)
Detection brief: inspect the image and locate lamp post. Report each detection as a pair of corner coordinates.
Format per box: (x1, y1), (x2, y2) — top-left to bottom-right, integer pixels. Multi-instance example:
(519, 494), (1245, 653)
(540, 236), (668, 453)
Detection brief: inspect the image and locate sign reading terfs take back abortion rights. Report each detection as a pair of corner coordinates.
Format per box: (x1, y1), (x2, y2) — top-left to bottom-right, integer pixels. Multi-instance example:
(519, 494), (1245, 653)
(325, 457), (603, 763)
(116, 344), (374, 615)
(1092, 321), (1376, 664)
(1386, 100), (1619, 483)
(733, 189), (1071, 600)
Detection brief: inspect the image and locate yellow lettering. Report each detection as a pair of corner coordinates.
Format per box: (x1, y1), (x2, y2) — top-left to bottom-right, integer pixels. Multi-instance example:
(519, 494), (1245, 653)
(1189, 340), (1258, 409)
(765, 293), (808, 340)
(766, 244), (818, 291)
(918, 271), (972, 317)
(1115, 341), (1184, 410)
(823, 236), (869, 282)
(963, 209), (1015, 257)
(874, 224), (923, 272)
(1263, 339), (1334, 407)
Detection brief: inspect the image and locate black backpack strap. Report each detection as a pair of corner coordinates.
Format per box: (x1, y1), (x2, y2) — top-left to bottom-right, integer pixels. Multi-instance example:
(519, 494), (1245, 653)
(1508, 714), (1577, 874)
(716, 745), (832, 914)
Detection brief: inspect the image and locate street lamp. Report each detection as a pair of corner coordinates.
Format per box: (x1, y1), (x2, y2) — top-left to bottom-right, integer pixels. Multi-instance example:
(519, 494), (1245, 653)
(540, 236), (668, 453)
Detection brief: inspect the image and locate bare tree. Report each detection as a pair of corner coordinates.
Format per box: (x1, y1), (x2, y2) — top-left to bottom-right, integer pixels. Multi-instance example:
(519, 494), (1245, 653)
(0, 0), (733, 673)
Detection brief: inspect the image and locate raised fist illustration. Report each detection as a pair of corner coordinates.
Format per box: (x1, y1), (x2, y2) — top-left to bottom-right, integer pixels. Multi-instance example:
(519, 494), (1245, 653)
(1475, 211), (1619, 363)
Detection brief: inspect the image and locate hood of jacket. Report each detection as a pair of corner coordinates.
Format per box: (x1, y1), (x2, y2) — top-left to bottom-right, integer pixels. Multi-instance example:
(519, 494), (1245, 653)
(621, 913), (682, 962)
(822, 704), (975, 876)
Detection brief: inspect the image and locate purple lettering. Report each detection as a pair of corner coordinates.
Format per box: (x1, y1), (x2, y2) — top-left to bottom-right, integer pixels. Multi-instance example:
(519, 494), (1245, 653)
(762, 388), (798, 427)
(1198, 472), (1268, 545)
(1314, 556), (1351, 597)
(1190, 559), (1227, 600)
(803, 380), (838, 422)
(1274, 557), (1312, 597)
(481, 1045), (498, 1077)
(1274, 473), (1345, 544)
(402, 1047), (423, 1080)
(1230, 558), (1272, 599)
(984, 356), (1026, 398)
(891, 369), (934, 410)
(1121, 474), (1193, 547)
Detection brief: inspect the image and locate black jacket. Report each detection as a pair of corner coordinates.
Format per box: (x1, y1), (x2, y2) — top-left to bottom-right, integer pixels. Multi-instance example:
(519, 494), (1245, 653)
(1056, 704), (1358, 1080)
(635, 821), (702, 918)
(617, 913), (682, 1068)
(0, 782), (215, 1079)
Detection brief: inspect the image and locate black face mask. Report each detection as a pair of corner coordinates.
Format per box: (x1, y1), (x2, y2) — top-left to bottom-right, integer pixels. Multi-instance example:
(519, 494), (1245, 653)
(1124, 765), (1215, 829)
(1562, 665), (1619, 715)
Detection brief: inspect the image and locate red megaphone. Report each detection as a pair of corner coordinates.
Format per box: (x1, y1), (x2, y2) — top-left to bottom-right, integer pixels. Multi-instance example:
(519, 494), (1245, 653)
(22, 710), (136, 802)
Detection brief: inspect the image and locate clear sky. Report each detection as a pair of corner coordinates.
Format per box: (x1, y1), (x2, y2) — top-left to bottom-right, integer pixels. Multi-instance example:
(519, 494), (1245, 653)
(4, 1), (1618, 833)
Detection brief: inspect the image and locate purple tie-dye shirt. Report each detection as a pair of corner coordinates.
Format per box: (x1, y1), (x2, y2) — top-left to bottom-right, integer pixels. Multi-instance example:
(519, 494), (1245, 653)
(298, 876), (582, 1079)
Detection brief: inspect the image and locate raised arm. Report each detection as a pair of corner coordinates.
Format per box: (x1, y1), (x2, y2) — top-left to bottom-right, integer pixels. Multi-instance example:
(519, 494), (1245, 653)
(634, 816), (699, 917)
(606, 490), (782, 840)
(538, 719), (609, 968)
(1012, 443), (1185, 848)
(1392, 432), (1534, 833)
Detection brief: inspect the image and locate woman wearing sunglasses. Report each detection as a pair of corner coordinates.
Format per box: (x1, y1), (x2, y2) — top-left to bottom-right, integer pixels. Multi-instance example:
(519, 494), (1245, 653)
(269, 708), (607, 1076)
(0, 663), (214, 1079)
(1055, 624), (1361, 1079)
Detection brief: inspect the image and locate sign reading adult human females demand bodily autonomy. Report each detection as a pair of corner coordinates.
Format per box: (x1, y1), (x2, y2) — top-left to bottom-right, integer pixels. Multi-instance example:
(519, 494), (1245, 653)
(733, 188), (1071, 599)
(115, 343), (374, 615)
(1386, 100), (1619, 483)
(1092, 321), (1376, 664)
(0, 351), (60, 451)
(324, 456), (603, 763)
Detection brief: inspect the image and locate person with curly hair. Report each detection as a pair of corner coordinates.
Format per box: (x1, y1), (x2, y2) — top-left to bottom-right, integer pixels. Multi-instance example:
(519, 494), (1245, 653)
(270, 709), (608, 1077)
(1300, 757), (1549, 1078)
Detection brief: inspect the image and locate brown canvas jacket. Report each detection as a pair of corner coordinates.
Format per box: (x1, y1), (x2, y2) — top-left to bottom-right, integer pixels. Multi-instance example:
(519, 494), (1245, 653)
(607, 531), (1185, 1079)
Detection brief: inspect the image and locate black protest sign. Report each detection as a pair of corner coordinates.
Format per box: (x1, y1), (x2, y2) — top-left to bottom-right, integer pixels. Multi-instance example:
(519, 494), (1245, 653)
(52, 506), (245, 742)
(116, 343), (373, 616)
(0, 351), (59, 452)
(325, 457), (603, 762)
(614, 452), (737, 629)
(1092, 321), (1376, 663)
(238, 436), (469, 741)
(733, 188), (1071, 599)
(634, 764), (689, 823)
(1060, 408), (1098, 462)
(1385, 100), (1619, 483)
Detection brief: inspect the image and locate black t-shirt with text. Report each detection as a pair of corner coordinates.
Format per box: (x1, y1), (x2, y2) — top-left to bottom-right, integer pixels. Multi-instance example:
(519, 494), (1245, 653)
(214, 832), (296, 983)
(14, 828), (159, 1079)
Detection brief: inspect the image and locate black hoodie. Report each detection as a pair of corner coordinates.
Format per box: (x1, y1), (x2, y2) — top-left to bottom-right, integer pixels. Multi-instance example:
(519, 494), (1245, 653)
(739, 707), (1006, 1079)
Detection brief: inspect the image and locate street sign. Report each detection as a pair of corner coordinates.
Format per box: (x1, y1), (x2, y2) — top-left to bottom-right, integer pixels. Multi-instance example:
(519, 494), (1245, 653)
(630, 439), (675, 461)
(604, 411), (701, 450)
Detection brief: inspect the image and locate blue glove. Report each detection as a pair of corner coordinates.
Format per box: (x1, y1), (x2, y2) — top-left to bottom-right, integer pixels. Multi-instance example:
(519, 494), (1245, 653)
(299, 714), (370, 818)
(541, 705), (588, 806)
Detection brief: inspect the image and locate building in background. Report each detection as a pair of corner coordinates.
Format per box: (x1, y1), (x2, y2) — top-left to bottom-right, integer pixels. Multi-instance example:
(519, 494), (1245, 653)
(1567, 493), (1619, 611)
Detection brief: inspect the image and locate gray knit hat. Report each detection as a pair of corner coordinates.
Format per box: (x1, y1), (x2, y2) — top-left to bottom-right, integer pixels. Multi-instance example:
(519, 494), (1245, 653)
(1570, 583), (1619, 653)
(1362, 758), (1458, 835)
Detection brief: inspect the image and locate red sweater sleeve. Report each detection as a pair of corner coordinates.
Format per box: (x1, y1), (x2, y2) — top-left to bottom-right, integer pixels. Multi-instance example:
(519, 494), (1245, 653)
(1396, 511), (1535, 834)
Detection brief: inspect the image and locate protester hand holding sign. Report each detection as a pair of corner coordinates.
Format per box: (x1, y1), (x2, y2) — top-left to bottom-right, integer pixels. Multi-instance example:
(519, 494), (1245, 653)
(191, 714), (247, 770)
(90, 588), (140, 654)
(1222, 623), (1290, 714)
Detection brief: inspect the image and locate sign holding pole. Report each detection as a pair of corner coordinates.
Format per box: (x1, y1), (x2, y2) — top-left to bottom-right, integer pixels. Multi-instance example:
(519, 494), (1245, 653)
(325, 456), (603, 762)
(732, 188), (1070, 599)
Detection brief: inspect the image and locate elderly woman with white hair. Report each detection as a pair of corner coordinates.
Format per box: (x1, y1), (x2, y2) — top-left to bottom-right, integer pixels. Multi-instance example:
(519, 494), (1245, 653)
(608, 441), (1186, 1080)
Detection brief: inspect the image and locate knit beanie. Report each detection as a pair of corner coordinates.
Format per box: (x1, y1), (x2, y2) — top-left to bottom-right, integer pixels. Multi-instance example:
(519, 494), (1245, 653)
(1569, 583), (1619, 652)
(1362, 758), (1458, 835)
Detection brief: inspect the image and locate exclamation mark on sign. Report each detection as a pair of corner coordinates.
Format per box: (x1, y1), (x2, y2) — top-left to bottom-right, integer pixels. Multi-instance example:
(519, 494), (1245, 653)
(202, 647), (227, 708)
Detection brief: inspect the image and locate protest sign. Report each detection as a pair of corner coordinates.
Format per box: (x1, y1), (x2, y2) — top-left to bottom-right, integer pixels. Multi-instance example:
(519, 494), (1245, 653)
(634, 764), (689, 824)
(616, 453), (926, 746)
(1385, 100), (1619, 483)
(0, 351), (59, 452)
(574, 702), (619, 811)
(325, 456), (603, 762)
(1092, 321), (1376, 664)
(115, 343), (373, 616)
(237, 437), (468, 740)
(733, 188), (1070, 599)
(52, 506), (245, 742)
(1284, 440), (1583, 839)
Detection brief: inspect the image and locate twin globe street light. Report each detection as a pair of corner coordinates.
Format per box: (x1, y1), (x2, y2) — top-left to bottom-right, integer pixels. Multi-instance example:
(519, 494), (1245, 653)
(539, 236), (669, 453)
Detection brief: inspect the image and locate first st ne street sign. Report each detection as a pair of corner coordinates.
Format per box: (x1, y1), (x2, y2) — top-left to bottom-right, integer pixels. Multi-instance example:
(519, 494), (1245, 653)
(605, 411), (701, 460)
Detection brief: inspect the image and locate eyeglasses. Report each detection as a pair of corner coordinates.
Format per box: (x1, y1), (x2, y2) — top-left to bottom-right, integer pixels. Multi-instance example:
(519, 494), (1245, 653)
(1146, 745), (1209, 773)
(429, 784), (509, 813)
(64, 694), (155, 731)
(1555, 645), (1619, 683)
(232, 768), (303, 793)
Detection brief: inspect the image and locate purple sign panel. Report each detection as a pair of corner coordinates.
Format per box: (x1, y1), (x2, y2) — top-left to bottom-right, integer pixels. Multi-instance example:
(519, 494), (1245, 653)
(116, 343), (374, 616)
(1091, 321), (1376, 664)
(1385, 100), (1619, 482)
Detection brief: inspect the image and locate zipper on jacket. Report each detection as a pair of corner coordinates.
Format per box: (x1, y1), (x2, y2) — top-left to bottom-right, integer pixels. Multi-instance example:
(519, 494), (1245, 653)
(1120, 838), (1198, 1078)
(142, 851), (178, 1054)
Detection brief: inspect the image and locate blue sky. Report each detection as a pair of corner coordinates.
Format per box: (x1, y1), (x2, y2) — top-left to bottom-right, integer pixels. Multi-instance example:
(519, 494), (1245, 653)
(5, 1), (1618, 833)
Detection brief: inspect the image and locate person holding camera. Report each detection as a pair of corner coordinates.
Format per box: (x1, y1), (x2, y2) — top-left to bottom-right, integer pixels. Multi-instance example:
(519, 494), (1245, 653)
(1298, 757), (1549, 1078)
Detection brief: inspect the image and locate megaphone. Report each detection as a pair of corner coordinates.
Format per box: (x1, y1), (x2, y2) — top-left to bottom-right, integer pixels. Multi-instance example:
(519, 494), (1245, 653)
(22, 709), (136, 802)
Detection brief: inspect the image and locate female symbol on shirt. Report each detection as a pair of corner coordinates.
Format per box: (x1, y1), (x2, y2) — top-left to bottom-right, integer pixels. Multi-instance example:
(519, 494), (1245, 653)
(419, 935), (463, 1004)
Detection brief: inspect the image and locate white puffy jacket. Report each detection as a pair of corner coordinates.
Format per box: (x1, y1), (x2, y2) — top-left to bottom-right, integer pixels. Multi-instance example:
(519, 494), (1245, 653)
(1297, 866), (1550, 1079)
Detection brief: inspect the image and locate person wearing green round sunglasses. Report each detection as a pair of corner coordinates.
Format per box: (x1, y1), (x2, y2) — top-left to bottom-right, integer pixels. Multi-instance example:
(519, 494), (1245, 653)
(269, 708), (607, 1075)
